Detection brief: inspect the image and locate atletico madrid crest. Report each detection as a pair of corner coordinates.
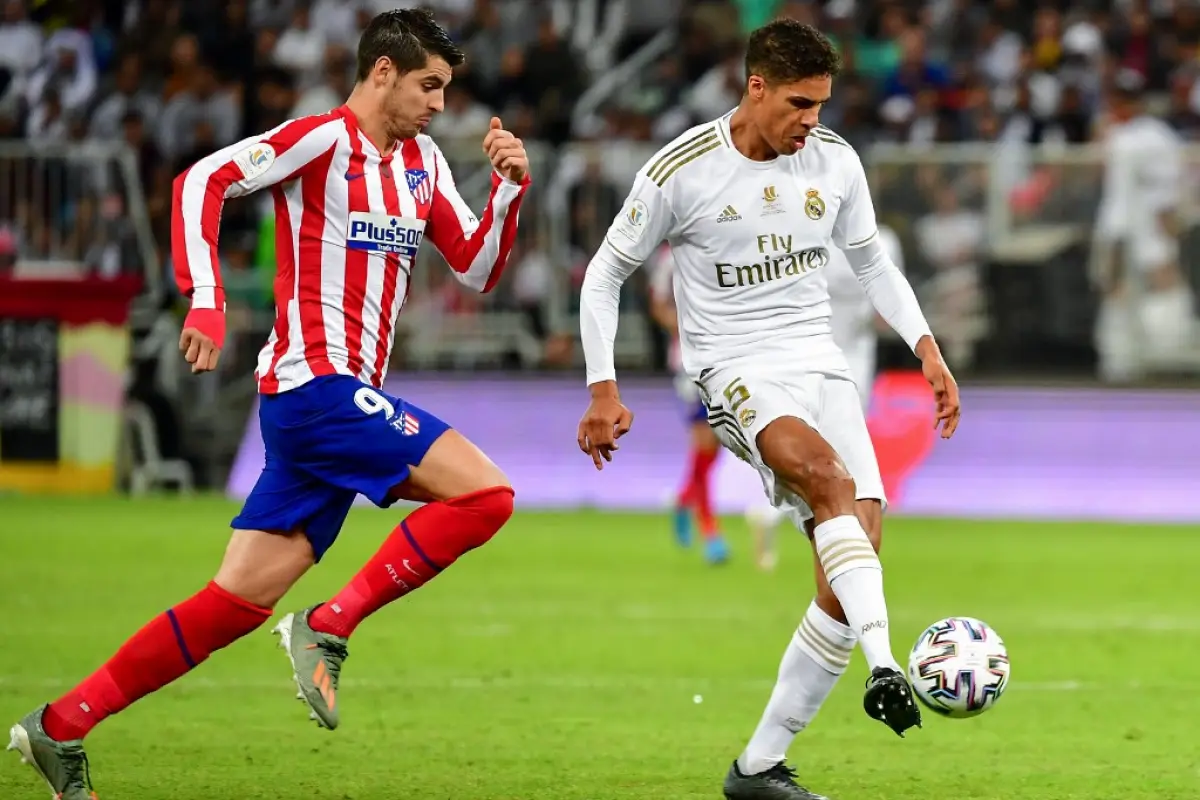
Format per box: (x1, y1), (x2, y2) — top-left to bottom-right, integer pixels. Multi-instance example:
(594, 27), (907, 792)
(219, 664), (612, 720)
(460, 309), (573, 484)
(392, 410), (421, 436)
(406, 169), (432, 205)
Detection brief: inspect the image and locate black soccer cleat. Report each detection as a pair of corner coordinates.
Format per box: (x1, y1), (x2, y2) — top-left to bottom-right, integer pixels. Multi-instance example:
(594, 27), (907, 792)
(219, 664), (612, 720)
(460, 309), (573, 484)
(723, 760), (830, 800)
(863, 666), (922, 737)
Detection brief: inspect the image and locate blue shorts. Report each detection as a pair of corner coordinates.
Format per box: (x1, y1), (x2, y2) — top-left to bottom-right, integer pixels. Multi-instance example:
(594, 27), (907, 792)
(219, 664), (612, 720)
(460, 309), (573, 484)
(231, 375), (452, 561)
(686, 400), (707, 424)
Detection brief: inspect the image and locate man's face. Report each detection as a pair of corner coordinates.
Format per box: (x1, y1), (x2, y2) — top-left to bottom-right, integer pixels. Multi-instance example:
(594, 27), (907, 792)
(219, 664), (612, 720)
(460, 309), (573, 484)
(748, 74), (832, 155)
(381, 55), (453, 140)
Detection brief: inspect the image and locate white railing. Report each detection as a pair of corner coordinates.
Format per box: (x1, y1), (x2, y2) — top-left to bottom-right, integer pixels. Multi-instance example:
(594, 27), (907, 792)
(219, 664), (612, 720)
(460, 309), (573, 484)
(0, 140), (161, 304)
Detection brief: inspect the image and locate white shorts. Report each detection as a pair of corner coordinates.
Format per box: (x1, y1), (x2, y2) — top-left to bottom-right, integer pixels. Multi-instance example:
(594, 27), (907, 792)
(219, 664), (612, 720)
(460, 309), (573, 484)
(1130, 231), (1178, 273)
(698, 363), (886, 525)
(840, 334), (877, 411)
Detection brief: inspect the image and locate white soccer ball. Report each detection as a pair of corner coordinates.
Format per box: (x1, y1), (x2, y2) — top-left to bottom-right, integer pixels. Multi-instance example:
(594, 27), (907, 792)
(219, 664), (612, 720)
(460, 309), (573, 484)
(907, 616), (1011, 719)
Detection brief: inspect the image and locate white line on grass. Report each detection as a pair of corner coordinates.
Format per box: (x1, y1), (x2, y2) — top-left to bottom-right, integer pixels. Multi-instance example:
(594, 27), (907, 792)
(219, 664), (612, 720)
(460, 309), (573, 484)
(0, 675), (1182, 694)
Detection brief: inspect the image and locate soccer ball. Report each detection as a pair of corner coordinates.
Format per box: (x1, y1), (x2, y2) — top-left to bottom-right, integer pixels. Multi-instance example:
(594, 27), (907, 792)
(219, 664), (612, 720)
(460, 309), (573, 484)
(907, 616), (1010, 718)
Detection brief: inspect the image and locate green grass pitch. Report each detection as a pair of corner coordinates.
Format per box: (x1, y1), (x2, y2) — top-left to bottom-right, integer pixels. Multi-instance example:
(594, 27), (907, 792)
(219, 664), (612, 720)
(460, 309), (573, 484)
(1, 496), (1198, 799)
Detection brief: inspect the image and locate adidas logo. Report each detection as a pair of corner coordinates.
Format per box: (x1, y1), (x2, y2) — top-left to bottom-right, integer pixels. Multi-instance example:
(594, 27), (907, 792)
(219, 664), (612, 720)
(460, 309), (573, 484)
(717, 204), (741, 223)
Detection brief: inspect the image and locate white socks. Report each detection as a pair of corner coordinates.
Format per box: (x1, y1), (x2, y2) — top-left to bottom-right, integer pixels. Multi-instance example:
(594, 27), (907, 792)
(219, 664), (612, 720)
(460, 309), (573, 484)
(812, 515), (900, 673)
(737, 602), (854, 776)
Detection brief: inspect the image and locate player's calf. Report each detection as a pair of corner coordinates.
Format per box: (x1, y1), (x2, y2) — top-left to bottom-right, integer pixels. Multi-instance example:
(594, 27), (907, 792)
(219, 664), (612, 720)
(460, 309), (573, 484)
(758, 418), (906, 698)
(290, 485), (514, 729)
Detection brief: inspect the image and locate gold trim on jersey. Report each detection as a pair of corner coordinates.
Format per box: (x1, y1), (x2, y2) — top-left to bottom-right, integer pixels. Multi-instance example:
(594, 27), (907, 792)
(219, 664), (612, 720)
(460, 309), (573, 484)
(809, 126), (849, 148)
(845, 230), (878, 249)
(648, 129), (721, 187)
(604, 236), (637, 262)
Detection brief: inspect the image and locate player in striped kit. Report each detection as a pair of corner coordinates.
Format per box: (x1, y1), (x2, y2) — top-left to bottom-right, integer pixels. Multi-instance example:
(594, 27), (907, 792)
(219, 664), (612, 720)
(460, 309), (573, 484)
(8, 11), (529, 798)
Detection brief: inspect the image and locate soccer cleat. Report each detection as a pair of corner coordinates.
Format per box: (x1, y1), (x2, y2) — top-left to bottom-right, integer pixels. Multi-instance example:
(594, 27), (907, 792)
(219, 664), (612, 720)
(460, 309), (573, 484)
(863, 666), (922, 736)
(7, 706), (98, 800)
(672, 506), (693, 547)
(704, 534), (731, 565)
(273, 606), (349, 731)
(723, 760), (829, 799)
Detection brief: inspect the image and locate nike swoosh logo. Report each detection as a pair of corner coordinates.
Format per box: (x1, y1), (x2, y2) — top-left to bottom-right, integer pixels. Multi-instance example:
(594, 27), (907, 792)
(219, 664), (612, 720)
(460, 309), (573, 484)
(345, 171), (365, 181)
(402, 559), (421, 577)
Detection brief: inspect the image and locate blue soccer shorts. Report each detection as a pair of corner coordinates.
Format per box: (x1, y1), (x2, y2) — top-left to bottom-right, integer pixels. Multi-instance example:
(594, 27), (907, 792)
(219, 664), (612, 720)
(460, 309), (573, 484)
(231, 374), (452, 561)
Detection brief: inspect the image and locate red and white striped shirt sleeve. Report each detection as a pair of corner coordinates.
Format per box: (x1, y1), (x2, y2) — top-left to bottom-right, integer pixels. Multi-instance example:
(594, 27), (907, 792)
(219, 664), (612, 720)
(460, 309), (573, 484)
(425, 143), (530, 294)
(171, 114), (342, 311)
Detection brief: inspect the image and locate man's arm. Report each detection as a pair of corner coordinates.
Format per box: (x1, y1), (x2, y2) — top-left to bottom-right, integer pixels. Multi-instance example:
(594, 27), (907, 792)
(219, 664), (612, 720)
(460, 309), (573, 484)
(833, 153), (933, 355)
(834, 151), (960, 436)
(577, 171), (677, 467)
(580, 174), (677, 387)
(172, 114), (343, 337)
(425, 142), (531, 294)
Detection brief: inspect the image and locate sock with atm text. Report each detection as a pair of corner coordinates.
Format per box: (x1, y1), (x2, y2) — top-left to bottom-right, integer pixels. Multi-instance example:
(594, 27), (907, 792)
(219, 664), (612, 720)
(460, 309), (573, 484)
(308, 486), (514, 638)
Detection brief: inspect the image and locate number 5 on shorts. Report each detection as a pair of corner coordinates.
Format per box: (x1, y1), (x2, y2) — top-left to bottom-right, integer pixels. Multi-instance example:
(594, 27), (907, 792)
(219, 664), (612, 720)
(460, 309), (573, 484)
(723, 377), (751, 412)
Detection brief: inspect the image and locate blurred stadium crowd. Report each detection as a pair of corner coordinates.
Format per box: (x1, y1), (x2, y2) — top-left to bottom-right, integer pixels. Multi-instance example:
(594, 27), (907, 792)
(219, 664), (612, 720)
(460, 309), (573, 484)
(2, 0), (1199, 372)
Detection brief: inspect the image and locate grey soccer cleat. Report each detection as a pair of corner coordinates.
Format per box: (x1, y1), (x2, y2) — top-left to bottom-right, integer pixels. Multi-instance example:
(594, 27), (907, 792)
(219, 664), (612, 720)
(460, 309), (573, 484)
(723, 760), (830, 800)
(7, 706), (97, 799)
(273, 606), (349, 730)
(863, 666), (922, 736)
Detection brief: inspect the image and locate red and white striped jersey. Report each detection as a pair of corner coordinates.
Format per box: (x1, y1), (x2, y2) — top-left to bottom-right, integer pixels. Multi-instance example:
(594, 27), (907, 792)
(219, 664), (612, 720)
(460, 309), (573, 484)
(171, 105), (529, 394)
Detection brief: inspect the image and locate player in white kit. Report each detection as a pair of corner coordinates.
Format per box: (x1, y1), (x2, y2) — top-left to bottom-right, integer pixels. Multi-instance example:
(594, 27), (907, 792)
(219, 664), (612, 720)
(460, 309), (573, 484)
(575, 21), (960, 800)
(746, 226), (904, 571)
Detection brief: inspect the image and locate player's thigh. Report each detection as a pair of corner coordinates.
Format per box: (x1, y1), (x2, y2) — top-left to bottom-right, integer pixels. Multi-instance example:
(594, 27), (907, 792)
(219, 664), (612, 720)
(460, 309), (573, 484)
(231, 449), (358, 566)
(699, 366), (847, 509)
(689, 416), (720, 453)
(815, 375), (887, 510)
(399, 428), (510, 502)
(268, 376), (479, 506)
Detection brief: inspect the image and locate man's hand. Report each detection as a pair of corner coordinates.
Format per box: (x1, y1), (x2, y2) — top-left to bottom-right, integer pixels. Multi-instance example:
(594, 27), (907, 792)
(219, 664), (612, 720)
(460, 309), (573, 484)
(482, 117), (528, 184)
(577, 381), (634, 470)
(916, 336), (960, 438)
(180, 308), (225, 373)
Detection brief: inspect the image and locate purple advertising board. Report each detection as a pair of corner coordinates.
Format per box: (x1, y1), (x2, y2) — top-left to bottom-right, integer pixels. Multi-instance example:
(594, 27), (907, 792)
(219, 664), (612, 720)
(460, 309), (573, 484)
(226, 374), (1200, 523)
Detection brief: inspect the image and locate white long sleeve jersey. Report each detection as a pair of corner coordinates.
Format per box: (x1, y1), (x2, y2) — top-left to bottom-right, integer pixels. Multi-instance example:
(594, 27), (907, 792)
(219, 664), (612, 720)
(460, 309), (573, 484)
(580, 112), (931, 385)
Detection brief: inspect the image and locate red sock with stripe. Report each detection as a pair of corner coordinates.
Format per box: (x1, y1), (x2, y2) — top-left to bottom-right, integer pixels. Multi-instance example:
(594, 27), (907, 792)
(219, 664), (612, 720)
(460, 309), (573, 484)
(308, 486), (514, 638)
(41, 581), (272, 742)
(688, 448), (720, 538)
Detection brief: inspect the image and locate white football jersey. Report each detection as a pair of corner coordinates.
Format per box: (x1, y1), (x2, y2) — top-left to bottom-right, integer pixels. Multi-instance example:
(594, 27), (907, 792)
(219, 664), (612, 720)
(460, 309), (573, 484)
(1096, 115), (1183, 241)
(825, 224), (904, 352)
(604, 113), (880, 380)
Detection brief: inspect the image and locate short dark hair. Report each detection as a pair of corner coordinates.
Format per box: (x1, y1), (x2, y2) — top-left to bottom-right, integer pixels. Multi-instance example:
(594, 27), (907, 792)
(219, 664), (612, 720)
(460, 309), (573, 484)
(355, 8), (465, 82)
(745, 20), (841, 84)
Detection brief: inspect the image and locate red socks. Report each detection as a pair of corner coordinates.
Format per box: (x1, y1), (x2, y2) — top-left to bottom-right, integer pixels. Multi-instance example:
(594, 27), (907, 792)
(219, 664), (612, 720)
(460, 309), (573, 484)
(677, 448), (719, 538)
(309, 486), (514, 638)
(42, 581), (271, 742)
(39, 488), (514, 742)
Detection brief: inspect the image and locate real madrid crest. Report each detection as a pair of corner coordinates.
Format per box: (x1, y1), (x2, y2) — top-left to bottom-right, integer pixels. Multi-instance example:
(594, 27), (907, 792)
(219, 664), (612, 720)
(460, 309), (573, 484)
(739, 407), (757, 428)
(804, 188), (826, 221)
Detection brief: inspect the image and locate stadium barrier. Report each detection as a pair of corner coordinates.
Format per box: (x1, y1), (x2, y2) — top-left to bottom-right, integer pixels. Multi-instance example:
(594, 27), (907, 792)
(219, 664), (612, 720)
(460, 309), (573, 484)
(226, 373), (1200, 524)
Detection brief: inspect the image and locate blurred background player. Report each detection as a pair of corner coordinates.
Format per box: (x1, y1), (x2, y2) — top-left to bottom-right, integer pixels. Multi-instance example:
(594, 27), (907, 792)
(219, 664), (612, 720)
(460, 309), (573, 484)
(746, 225), (905, 571)
(648, 242), (731, 564)
(1093, 68), (1196, 383)
(7, 11), (529, 799)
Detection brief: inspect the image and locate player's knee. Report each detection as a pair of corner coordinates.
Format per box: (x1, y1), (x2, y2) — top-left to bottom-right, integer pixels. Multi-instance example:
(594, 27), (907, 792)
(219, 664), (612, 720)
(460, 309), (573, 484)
(783, 453), (855, 511)
(445, 485), (514, 548)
